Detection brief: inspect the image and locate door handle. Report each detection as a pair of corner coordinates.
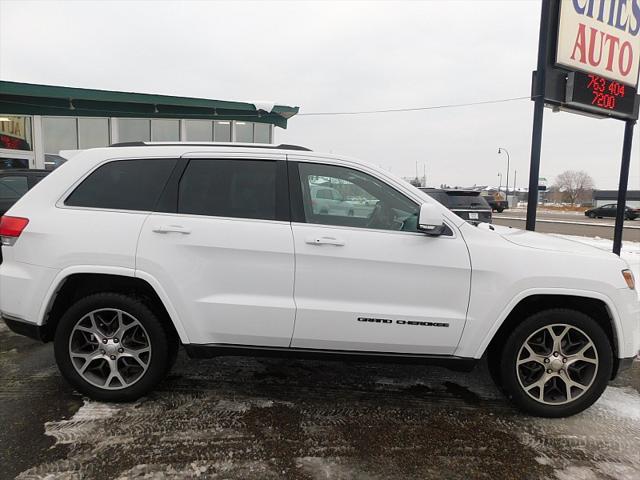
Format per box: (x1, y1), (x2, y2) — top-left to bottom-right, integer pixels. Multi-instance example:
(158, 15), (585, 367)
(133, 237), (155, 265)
(305, 236), (345, 246)
(152, 225), (191, 234)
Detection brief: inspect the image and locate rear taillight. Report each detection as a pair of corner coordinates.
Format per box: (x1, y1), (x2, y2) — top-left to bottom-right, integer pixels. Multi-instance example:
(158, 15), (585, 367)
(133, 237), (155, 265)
(0, 216), (29, 245)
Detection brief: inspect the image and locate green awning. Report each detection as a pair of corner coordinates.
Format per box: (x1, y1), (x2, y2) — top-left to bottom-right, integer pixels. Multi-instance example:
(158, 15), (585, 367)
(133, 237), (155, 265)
(0, 81), (298, 129)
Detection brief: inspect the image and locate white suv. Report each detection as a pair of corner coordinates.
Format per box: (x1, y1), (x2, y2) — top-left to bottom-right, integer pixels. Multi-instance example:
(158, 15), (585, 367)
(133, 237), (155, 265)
(1, 143), (638, 417)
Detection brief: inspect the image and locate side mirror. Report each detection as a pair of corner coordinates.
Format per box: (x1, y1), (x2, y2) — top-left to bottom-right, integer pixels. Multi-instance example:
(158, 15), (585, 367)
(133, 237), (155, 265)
(418, 203), (446, 236)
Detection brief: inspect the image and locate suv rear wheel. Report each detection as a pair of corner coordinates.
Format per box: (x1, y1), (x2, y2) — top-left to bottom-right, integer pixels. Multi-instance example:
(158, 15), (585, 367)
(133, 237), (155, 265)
(54, 293), (172, 401)
(499, 309), (612, 417)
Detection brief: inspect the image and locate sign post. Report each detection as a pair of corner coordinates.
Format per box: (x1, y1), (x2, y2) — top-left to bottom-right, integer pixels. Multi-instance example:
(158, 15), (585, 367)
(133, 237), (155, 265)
(528, 0), (640, 254)
(527, 0), (553, 231)
(613, 120), (636, 255)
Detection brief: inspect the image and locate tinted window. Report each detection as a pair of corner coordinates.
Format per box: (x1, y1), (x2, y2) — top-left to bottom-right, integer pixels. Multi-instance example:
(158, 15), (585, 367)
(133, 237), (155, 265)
(444, 193), (490, 209)
(0, 176), (28, 200)
(422, 190), (449, 206)
(178, 159), (277, 220)
(298, 163), (420, 232)
(66, 159), (177, 211)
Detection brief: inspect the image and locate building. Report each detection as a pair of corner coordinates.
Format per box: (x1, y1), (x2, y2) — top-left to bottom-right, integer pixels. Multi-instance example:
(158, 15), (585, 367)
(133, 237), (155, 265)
(0, 81), (299, 170)
(593, 190), (640, 208)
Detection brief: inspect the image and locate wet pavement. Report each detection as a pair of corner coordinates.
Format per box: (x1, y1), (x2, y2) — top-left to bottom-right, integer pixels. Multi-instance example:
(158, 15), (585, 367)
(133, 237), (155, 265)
(1, 321), (639, 480)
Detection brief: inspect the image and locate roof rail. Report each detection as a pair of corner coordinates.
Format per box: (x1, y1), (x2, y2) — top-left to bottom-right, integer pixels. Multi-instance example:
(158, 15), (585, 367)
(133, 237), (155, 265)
(109, 142), (312, 151)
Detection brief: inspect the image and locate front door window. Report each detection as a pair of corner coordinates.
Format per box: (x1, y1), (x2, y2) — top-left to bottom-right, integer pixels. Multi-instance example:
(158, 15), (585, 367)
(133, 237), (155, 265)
(297, 162), (420, 232)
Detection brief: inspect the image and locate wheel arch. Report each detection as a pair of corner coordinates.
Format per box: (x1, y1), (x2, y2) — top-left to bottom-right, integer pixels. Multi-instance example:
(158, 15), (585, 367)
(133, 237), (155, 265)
(483, 291), (623, 379)
(38, 268), (189, 344)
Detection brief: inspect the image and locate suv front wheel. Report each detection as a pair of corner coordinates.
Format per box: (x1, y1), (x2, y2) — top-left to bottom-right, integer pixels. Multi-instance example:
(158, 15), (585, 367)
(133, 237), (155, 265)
(500, 309), (612, 417)
(54, 293), (172, 402)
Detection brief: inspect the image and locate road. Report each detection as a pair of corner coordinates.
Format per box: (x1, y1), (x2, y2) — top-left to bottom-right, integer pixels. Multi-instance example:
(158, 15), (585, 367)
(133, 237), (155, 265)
(2, 321), (640, 480)
(492, 209), (640, 242)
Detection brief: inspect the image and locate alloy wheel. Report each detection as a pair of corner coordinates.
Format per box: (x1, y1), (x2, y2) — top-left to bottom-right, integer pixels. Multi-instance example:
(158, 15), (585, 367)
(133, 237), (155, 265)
(68, 308), (152, 390)
(516, 324), (598, 405)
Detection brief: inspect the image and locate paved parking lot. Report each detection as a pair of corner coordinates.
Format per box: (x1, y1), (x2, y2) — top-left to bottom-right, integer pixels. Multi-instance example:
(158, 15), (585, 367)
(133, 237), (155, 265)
(492, 210), (640, 241)
(2, 321), (639, 480)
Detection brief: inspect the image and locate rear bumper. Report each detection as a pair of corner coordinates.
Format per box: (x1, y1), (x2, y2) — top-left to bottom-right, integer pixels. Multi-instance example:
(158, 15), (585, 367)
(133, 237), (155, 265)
(1, 313), (50, 342)
(0, 258), (58, 326)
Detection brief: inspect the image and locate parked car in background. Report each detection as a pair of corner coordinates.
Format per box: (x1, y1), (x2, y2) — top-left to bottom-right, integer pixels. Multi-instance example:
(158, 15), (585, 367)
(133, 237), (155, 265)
(0, 169), (49, 262)
(482, 193), (509, 213)
(310, 185), (356, 216)
(0, 169), (49, 217)
(584, 204), (639, 220)
(420, 188), (492, 225)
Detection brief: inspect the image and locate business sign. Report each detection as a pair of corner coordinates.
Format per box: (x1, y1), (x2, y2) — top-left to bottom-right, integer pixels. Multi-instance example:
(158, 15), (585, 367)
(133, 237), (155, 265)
(556, 0), (640, 87)
(0, 116), (31, 151)
(566, 70), (638, 117)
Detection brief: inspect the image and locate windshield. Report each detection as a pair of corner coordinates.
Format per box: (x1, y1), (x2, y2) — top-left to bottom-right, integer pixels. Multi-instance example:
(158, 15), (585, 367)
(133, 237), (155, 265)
(422, 189), (490, 209)
(445, 193), (490, 209)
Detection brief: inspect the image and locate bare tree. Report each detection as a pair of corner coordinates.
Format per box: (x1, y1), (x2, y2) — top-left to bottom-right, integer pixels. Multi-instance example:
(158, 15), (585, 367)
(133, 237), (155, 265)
(553, 170), (595, 206)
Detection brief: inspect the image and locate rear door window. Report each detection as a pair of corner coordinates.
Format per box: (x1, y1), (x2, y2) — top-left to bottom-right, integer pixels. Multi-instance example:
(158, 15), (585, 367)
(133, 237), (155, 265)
(65, 159), (177, 211)
(445, 193), (490, 209)
(177, 159), (280, 221)
(0, 176), (29, 200)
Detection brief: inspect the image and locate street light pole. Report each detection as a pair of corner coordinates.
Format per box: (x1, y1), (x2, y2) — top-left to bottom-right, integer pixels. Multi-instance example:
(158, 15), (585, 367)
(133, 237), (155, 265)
(498, 147), (510, 197)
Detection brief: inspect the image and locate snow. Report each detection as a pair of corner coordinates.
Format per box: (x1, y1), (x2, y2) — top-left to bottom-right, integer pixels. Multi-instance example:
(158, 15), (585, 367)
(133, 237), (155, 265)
(251, 101), (275, 113)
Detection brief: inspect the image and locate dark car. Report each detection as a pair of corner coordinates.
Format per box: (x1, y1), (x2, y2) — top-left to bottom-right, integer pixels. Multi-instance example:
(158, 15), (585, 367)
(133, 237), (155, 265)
(419, 188), (492, 225)
(482, 194), (509, 213)
(584, 204), (639, 220)
(0, 169), (50, 217)
(0, 169), (49, 262)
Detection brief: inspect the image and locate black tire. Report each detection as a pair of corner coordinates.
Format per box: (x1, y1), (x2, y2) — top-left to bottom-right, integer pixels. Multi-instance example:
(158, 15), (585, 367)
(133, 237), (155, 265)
(499, 308), (612, 418)
(496, 207), (504, 213)
(588, 212), (596, 219)
(54, 293), (172, 402)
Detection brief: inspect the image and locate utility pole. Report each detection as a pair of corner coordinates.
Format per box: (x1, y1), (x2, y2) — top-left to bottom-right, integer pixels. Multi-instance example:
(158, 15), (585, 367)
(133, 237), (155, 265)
(498, 147), (510, 197)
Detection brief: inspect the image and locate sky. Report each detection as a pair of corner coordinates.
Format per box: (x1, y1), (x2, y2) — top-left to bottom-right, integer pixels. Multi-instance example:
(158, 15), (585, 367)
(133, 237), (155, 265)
(0, 0), (638, 190)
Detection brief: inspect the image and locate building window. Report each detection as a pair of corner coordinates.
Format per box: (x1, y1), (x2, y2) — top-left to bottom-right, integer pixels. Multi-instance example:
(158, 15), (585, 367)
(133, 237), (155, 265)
(151, 119), (180, 141)
(185, 120), (213, 141)
(78, 118), (110, 149)
(0, 115), (33, 151)
(213, 121), (231, 142)
(42, 117), (78, 153)
(234, 121), (253, 142)
(254, 123), (271, 143)
(118, 118), (151, 142)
